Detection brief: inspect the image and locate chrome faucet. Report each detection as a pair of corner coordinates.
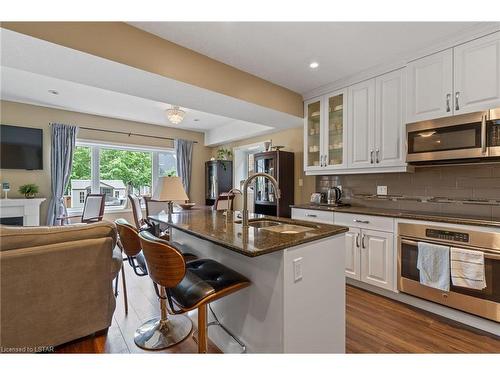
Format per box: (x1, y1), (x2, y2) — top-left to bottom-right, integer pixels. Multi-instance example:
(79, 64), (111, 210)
(242, 173), (281, 228)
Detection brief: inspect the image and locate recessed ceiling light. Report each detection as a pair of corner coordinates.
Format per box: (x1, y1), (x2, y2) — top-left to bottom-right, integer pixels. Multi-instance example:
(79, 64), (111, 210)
(193, 119), (200, 122)
(309, 62), (319, 69)
(48, 89), (59, 95)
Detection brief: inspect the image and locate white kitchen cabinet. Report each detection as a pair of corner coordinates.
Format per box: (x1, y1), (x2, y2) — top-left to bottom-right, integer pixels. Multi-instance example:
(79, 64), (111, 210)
(375, 69), (406, 167)
(345, 228), (361, 280)
(360, 229), (394, 290)
(296, 209), (396, 290)
(348, 79), (375, 168)
(454, 31), (500, 114)
(324, 90), (348, 169)
(291, 208), (335, 224)
(304, 97), (323, 171)
(347, 70), (406, 170)
(406, 49), (453, 123)
(406, 31), (500, 122)
(304, 90), (347, 173)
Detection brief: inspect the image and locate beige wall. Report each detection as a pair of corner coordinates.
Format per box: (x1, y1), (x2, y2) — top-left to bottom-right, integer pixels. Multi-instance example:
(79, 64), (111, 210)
(1, 22), (303, 118)
(0, 100), (212, 225)
(213, 127), (316, 208)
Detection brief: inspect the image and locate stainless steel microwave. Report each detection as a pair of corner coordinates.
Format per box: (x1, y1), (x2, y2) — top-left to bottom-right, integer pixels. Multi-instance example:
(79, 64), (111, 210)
(406, 108), (500, 164)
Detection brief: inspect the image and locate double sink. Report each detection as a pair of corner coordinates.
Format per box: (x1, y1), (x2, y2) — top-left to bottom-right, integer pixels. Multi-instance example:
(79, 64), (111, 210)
(235, 218), (316, 234)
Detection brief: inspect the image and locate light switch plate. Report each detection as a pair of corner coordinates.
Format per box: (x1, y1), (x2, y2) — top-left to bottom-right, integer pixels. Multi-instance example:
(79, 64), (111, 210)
(298, 178), (303, 187)
(377, 185), (388, 196)
(293, 257), (303, 282)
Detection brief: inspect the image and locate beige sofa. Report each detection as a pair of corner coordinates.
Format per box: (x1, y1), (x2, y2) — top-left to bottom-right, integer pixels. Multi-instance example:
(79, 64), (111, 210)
(0, 221), (121, 351)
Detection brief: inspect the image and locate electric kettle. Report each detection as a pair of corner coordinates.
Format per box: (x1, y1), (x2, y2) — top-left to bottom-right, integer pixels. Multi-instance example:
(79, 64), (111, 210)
(327, 187), (342, 205)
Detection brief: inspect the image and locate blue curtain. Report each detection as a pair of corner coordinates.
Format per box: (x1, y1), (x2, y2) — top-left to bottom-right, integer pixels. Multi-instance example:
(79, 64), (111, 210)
(46, 123), (78, 225)
(175, 139), (194, 197)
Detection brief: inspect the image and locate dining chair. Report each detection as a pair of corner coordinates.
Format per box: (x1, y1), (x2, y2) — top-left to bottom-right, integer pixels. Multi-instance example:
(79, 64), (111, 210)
(213, 192), (235, 211)
(128, 194), (150, 230)
(57, 193), (105, 225)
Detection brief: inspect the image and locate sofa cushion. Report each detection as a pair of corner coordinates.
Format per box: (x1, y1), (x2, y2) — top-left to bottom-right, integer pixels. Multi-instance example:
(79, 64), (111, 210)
(0, 221), (117, 252)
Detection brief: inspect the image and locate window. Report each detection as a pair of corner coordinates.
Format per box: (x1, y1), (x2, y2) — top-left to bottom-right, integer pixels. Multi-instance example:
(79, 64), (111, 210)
(158, 151), (177, 177)
(67, 142), (176, 212)
(67, 146), (91, 209)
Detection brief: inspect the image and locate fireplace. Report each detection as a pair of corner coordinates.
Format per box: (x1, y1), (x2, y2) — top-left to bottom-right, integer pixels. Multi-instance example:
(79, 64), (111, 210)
(0, 216), (24, 226)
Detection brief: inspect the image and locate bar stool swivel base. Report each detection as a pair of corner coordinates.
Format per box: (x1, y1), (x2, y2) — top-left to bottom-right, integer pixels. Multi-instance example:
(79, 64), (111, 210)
(134, 291), (192, 350)
(134, 315), (192, 350)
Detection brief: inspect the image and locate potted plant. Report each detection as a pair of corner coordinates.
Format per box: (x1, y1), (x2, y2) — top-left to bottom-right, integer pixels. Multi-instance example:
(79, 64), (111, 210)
(216, 148), (233, 161)
(19, 183), (39, 199)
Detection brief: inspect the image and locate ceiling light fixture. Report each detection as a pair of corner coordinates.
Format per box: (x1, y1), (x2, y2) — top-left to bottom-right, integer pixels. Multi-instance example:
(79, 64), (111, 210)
(309, 62), (319, 69)
(166, 106), (185, 125)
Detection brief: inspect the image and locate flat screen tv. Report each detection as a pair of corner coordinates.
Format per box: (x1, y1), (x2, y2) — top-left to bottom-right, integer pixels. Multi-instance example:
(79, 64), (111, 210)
(1, 124), (43, 170)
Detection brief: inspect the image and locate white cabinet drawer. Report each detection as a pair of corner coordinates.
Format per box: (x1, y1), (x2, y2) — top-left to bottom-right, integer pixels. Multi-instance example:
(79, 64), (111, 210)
(334, 212), (394, 232)
(291, 208), (334, 224)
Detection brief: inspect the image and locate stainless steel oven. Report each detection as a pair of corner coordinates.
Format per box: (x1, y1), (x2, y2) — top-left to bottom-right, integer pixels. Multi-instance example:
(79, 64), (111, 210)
(406, 108), (500, 164)
(398, 222), (500, 322)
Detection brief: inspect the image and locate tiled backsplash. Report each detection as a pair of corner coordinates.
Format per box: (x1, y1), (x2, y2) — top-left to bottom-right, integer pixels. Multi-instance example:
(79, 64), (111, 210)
(316, 164), (500, 220)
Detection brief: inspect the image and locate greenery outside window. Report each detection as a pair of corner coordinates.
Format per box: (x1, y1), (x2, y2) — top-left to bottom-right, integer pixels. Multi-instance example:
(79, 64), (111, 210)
(67, 142), (176, 212)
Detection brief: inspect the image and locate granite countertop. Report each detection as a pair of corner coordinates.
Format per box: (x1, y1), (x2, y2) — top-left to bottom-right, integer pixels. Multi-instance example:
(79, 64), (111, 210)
(291, 204), (500, 229)
(149, 210), (348, 257)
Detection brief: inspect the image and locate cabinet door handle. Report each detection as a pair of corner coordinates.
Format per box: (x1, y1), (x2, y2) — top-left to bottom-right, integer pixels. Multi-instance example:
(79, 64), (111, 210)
(353, 219), (370, 224)
(306, 214), (317, 218)
(355, 233), (360, 248)
(446, 93), (451, 112)
(370, 150), (374, 164)
(361, 234), (366, 249)
(376, 149), (380, 164)
(455, 91), (460, 111)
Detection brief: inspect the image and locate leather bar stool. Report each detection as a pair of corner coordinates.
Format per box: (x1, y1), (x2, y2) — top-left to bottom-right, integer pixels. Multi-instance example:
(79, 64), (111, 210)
(115, 219), (197, 319)
(138, 231), (250, 353)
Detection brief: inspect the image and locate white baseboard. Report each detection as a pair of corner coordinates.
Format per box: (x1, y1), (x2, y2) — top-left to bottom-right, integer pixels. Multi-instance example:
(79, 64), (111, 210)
(347, 278), (500, 337)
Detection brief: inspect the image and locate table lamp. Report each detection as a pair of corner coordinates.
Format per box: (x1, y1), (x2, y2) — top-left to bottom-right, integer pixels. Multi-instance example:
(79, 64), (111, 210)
(153, 176), (189, 214)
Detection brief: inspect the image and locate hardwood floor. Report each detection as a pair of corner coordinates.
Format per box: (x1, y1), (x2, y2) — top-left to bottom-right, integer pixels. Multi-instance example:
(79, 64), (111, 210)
(346, 286), (500, 353)
(56, 265), (500, 353)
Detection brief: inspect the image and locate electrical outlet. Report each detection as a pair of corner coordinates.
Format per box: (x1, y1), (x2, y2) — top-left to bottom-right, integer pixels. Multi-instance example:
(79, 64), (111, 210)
(293, 257), (303, 282)
(377, 185), (388, 196)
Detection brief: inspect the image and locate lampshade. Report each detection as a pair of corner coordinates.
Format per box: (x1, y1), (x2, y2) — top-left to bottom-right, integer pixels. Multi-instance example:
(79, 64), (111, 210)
(153, 176), (189, 201)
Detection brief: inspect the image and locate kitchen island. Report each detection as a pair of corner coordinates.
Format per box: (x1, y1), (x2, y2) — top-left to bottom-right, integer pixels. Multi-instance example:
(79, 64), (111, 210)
(149, 210), (348, 353)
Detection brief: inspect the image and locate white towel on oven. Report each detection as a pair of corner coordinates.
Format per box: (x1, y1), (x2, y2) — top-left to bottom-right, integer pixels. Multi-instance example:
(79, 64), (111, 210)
(450, 247), (486, 290)
(417, 242), (450, 291)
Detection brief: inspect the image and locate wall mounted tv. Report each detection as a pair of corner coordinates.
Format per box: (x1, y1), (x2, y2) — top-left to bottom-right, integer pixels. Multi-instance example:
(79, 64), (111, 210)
(1, 124), (43, 170)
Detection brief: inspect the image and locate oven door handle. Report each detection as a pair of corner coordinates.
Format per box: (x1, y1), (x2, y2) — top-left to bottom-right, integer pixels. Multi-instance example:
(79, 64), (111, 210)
(481, 114), (487, 155)
(400, 238), (500, 260)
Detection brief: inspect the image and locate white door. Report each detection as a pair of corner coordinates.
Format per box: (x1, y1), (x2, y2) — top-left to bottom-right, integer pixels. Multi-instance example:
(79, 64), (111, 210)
(345, 228), (361, 280)
(348, 79), (375, 168)
(360, 229), (394, 290)
(454, 31), (500, 114)
(304, 97), (324, 171)
(406, 49), (453, 123)
(375, 69), (406, 167)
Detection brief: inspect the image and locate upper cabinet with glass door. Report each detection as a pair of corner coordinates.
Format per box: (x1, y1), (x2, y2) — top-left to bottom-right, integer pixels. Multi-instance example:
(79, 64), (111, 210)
(304, 98), (323, 170)
(325, 90), (347, 168)
(304, 91), (347, 173)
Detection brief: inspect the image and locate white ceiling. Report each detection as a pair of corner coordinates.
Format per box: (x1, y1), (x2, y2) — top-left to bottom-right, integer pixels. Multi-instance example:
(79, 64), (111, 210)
(129, 22), (484, 94)
(1, 67), (235, 132)
(0, 28), (300, 146)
